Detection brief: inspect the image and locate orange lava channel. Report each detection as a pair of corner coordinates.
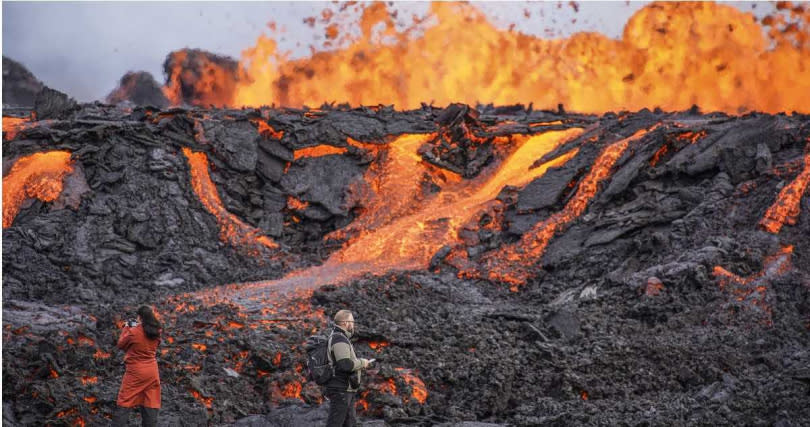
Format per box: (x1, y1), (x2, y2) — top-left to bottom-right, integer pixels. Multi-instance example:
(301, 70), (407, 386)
(478, 128), (651, 287)
(233, 129), (583, 296)
(326, 129), (583, 278)
(182, 148), (278, 250)
(760, 151), (810, 234)
(2, 151), (74, 228)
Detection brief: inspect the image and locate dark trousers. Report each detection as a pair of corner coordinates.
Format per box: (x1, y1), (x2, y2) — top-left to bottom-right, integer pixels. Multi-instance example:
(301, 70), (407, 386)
(110, 406), (158, 427)
(325, 390), (357, 427)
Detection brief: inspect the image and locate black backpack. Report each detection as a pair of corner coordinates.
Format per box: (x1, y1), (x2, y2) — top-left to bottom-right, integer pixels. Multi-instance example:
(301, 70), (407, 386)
(304, 329), (334, 385)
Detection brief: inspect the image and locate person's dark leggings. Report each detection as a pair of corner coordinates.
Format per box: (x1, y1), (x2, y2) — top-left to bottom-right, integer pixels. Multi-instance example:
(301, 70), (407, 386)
(110, 406), (158, 427)
(325, 390), (357, 427)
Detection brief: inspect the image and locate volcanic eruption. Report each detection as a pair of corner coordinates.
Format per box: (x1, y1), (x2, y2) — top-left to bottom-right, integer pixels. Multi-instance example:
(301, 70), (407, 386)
(3, 2), (810, 426)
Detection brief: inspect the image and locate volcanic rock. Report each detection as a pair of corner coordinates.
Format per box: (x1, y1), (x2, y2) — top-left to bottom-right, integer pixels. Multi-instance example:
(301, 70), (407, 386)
(33, 86), (79, 120)
(420, 103), (497, 178)
(2, 56), (44, 107)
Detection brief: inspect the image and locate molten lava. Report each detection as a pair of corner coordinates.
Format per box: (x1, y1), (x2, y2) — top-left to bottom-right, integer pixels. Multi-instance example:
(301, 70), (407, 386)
(182, 148), (279, 251)
(173, 2), (810, 114)
(475, 128), (651, 287)
(232, 128), (583, 295)
(79, 376), (98, 385)
(278, 381), (303, 399)
(759, 151), (810, 234)
(395, 368), (428, 404)
(188, 388), (214, 409)
(293, 145), (348, 160)
(713, 245), (793, 325)
(3, 116), (31, 140)
(368, 341), (390, 351)
(287, 196), (309, 210)
(332, 129), (583, 281)
(251, 118), (284, 139)
(2, 151), (74, 228)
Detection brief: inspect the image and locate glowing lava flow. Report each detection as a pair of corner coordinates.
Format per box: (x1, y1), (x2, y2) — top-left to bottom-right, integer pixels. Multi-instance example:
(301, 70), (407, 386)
(182, 148), (278, 251)
(3, 117), (31, 140)
(221, 2), (810, 114)
(713, 245), (794, 326)
(759, 151), (810, 234)
(2, 151), (74, 228)
(234, 128), (582, 297)
(472, 128), (651, 288)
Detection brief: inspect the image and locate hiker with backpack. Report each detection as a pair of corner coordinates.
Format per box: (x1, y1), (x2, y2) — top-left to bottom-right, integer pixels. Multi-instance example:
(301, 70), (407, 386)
(306, 309), (373, 427)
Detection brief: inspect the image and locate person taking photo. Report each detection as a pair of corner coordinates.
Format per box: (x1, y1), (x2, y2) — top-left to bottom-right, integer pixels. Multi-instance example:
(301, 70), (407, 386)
(111, 305), (162, 427)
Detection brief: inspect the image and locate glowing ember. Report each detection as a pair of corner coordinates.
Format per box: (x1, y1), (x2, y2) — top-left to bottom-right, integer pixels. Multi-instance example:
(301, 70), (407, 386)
(182, 148), (279, 251)
(83, 396), (97, 404)
(56, 408), (78, 418)
(280, 381), (302, 399)
(356, 395), (370, 412)
(379, 378), (397, 395)
(80, 376), (98, 385)
(475, 128), (651, 288)
(77, 334), (95, 346)
(713, 245), (794, 325)
(93, 349), (111, 360)
(759, 151), (810, 234)
(50, 368), (60, 379)
(251, 118), (284, 139)
(273, 352), (282, 366)
(2, 151), (74, 228)
(395, 368), (428, 404)
(649, 144), (669, 167)
(676, 130), (707, 144)
(287, 196), (309, 210)
(580, 390), (589, 400)
(202, 2), (810, 114)
(645, 278), (665, 297)
(368, 341), (390, 351)
(188, 388), (214, 409)
(191, 343), (207, 352)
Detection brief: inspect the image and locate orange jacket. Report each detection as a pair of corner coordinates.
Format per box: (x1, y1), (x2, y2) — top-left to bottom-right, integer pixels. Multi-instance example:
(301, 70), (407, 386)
(116, 325), (161, 408)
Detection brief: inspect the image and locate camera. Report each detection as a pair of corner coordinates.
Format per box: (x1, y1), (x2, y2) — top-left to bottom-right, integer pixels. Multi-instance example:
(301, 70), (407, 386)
(126, 319), (139, 328)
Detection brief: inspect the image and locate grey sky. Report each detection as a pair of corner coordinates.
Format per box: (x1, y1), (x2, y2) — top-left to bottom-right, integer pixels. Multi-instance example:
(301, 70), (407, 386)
(2, 1), (769, 102)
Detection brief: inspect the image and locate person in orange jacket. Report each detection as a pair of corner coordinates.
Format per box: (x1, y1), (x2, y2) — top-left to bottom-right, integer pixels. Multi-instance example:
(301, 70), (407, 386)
(111, 305), (162, 427)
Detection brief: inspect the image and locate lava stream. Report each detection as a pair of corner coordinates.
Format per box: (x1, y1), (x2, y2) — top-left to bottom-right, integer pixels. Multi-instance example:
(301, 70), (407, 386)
(3, 117), (31, 141)
(182, 148), (279, 251)
(470, 127), (652, 287)
(2, 151), (74, 228)
(759, 151), (810, 234)
(213, 128), (583, 300)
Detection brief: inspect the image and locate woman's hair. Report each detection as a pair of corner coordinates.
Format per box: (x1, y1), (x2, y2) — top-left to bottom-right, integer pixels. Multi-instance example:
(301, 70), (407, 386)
(137, 305), (162, 340)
